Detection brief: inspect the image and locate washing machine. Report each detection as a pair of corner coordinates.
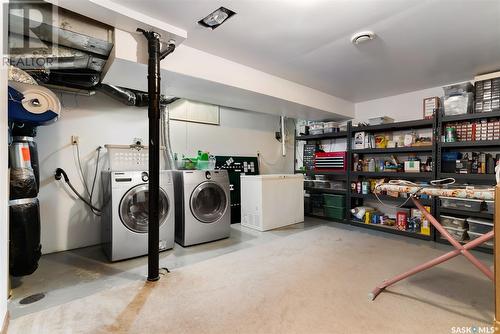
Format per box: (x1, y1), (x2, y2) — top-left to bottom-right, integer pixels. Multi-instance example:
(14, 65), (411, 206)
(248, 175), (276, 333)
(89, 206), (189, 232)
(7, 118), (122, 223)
(101, 170), (175, 261)
(173, 170), (231, 247)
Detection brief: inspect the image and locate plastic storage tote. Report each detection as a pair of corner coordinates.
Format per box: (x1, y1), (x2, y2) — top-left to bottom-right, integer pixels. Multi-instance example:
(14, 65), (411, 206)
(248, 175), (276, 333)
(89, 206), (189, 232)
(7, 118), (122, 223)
(440, 197), (483, 212)
(323, 194), (346, 207)
(324, 205), (345, 220)
(485, 200), (494, 214)
(441, 226), (467, 242)
(467, 231), (494, 248)
(467, 218), (493, 234)
(440, 215), (467, 229)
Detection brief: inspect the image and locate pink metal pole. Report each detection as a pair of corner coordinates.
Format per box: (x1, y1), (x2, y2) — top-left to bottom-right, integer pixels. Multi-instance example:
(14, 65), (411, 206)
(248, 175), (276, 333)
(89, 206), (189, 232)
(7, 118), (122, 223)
(370, 196), (494, 301)
(412, 198), (494, 280)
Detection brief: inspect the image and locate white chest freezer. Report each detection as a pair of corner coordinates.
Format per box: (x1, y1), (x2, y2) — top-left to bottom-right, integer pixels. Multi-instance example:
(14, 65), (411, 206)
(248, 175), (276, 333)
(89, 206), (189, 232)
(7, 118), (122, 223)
(240, 174), (304, 231)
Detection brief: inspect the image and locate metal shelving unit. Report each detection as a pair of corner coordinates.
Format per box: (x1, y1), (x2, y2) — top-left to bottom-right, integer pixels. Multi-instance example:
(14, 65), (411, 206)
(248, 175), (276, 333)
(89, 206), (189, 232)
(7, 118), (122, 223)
(350, 193), (433, 206)
(441, 140), (500, 148)
(441, 110), (500, 122)
(348, 118), (437, 241)
(294, 122), (351, 223)
(354, 119), (434, 132)
(435, 110), (498, 253)
(351, 171), (433, 179)
(352, 146), (433, 154)
(296, 131), (348, 141)
(294, 113), (497, 250)
(350, 219), (431, 240)
(305, 187), (347, 195)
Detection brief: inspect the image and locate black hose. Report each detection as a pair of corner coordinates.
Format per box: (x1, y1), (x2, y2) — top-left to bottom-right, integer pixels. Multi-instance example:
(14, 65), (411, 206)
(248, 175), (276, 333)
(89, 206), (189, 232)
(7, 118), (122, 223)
(55, 168), (102, 214)
(89, 147), (102, 215)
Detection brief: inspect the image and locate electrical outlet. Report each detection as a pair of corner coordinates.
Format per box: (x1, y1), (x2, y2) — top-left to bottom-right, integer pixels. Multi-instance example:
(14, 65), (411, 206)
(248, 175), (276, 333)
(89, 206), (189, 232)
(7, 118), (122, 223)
(71, 135), (79, 145)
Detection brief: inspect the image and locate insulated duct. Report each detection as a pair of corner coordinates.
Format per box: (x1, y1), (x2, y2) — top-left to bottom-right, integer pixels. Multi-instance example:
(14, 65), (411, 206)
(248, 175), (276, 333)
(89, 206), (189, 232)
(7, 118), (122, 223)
(160, 101), (179, 170)
(99, 84), (179, 171)
(281, 116), (286, 157)
(99, 84), (176, 107)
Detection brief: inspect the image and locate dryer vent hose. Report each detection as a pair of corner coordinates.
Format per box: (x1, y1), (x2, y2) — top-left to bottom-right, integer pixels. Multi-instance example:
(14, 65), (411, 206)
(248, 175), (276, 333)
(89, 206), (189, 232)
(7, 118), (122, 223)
(54, 168), (102, 214)
(160, 104), (177, 170)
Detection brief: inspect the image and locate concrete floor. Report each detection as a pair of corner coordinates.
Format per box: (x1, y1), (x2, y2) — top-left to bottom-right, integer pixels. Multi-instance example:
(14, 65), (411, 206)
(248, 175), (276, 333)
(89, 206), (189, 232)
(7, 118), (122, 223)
(8, 218), (493, 322)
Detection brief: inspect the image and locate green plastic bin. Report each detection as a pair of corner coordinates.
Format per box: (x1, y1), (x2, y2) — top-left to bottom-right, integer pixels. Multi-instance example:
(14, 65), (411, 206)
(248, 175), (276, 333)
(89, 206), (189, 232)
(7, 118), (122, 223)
(323, 194), (346, 207)
(324, 205), (345, 220)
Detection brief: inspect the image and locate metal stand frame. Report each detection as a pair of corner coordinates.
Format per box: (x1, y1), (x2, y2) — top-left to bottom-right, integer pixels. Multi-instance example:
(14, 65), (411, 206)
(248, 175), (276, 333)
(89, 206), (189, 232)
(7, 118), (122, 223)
(370, 196), (494, 300)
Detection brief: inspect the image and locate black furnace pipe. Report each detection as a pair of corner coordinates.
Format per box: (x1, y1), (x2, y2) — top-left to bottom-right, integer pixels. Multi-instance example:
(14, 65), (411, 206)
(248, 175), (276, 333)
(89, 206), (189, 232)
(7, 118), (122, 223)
(139, 29), (162, 282)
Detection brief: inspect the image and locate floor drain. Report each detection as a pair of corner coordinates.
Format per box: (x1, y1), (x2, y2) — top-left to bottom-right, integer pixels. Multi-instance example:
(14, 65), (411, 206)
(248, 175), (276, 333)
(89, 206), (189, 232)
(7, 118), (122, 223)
(19, 292), (45, 305)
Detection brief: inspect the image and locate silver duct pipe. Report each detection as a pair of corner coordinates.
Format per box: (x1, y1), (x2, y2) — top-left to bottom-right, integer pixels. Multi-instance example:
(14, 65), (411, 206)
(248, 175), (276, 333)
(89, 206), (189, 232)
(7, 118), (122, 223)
(99, 84), (138, 106)
(99, 83), (179, 169)
(160, 102), (178, 170)
(281, 116), (286, 157)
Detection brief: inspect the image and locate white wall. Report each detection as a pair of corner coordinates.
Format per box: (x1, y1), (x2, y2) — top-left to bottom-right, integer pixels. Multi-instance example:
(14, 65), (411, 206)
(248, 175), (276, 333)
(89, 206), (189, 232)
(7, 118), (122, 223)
(0, 0), (9, 330)
(36, 93), (295, 253)
(354, 85), (444, 123)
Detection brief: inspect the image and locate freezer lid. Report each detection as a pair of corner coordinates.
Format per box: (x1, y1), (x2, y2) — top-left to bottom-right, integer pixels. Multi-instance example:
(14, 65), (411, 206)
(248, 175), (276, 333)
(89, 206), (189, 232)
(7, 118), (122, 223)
(240, 174), (304, 181)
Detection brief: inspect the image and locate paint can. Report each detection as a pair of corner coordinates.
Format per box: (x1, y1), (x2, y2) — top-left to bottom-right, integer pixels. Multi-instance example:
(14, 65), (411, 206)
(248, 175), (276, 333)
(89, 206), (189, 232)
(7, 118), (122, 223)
(396, 211), (408, 230)
(365, 211), (372, 224)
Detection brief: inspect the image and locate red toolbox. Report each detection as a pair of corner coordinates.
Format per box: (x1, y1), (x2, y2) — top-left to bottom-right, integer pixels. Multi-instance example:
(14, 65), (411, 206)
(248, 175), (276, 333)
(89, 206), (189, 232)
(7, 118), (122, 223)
(314, 151), (347, 172)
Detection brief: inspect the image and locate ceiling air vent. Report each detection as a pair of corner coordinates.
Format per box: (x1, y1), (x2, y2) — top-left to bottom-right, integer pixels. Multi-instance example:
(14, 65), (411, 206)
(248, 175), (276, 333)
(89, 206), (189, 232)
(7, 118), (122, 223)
(351, 31), (376, 45)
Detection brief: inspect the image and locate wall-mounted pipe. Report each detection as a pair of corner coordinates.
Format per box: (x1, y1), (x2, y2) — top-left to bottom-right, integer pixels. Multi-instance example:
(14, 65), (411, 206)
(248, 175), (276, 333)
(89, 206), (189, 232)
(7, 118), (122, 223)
(281, 116), (286, 157)
(160, 99), (179, 170)
(160, 40), (176, 60)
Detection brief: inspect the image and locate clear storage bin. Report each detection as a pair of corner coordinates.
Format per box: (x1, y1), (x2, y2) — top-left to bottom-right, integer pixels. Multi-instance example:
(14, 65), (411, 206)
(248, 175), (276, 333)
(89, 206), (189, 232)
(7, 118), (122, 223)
(467, 218), (493, 234)
(443, 92), (474, 115)
(440, 215), (467, 229)
(309, 129), (324, 135)
(440, 197), (483, 212)
(467, 231), (493, 248)
(485, 200), (494, 214)
(441, 226), (467, 242)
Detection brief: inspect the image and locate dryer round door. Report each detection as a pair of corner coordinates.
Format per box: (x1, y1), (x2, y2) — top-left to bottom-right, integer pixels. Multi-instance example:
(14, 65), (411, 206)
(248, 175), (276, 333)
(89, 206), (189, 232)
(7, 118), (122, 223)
(190, 181), (228, 223)
(119, 184), (169, 233)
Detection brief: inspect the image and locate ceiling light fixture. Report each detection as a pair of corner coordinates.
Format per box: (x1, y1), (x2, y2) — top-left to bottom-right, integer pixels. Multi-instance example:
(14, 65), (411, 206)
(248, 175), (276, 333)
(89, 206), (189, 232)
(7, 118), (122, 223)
(198, 7), (236, 30)
(351, 31), (376, 45)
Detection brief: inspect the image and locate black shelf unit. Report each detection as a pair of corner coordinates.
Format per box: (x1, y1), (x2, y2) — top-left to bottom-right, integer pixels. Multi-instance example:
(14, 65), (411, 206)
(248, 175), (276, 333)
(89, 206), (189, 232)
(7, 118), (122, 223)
(296, 131), (348, 141)
(438, 173), (496, 182)
(351, 171), (433, 179)
(441, 140), (500, 148)
(441, 110), (500, 123)
(294, 122), (351, 224)
(354, 119), (434, 132)
(305, 187), (347, 195)
(434, 110), (498, 252)
(439, 207), (493, 220)
(350, 193), (433, 206)
(348, 118), (437, 241)
(350, 220), (432, 240)
(294, 113), (498, 251)
(352, 146), (433, 154)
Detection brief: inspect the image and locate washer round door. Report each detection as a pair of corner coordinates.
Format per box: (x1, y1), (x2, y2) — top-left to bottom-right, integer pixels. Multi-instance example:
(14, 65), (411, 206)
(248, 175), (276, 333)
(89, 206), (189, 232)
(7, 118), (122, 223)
(190, 181), (228, 223)
(119, 184), (169, 233)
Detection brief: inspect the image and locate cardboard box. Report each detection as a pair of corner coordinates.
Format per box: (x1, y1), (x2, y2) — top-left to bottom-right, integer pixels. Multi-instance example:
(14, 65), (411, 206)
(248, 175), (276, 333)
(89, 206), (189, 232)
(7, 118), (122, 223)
(404, 160), (420, 173)
(423, 97), (439, 119)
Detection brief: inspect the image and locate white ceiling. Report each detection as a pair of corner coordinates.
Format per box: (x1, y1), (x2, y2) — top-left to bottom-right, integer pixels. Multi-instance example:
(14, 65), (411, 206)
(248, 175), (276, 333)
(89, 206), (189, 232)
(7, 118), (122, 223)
(112, 0), (500, 102)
